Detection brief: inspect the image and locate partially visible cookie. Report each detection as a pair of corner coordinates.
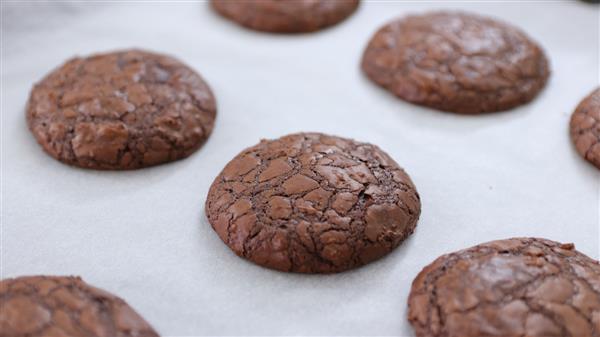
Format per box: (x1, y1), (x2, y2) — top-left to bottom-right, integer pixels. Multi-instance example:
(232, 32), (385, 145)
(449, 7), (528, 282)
(0, 275), (160, 337)
(570, 88), (600, 169)
(211, 0), (359, 33)
(408, 238), (600, 337)
(361, 11), (550, 114)
(27, 49), (217, 170)
(205, 133), (421, 273)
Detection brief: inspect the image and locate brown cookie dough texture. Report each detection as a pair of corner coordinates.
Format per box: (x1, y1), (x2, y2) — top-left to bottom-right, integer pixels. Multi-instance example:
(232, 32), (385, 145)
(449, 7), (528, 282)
(570, 88), (600, 169)
(361, 11), (550, 114)
(26, 49), (216, 170)
(211, 0), (359, 33)
(205, 133), (421, 273)
(0, 275), (160, 337)
(408, 238), (600, 337)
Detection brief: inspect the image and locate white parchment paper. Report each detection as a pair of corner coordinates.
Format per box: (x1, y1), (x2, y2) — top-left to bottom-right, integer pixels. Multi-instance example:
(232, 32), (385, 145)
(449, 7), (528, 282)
(2, 1), (599, 336)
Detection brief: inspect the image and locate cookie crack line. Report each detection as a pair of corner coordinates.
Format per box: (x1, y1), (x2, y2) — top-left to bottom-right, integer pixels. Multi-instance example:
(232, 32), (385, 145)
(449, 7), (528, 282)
(361, 11), (549, 114)
(205, 132), (421, 273)
(407, 238), (600, 337)
(26, 49), (216, 170)
(0, 275), (160, 337)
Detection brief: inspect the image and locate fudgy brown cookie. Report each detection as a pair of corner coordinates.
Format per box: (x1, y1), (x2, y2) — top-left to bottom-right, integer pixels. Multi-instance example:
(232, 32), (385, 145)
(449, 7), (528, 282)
(408, 238), (600, 337)
(211, 0), (359, 33)
(361, 11), (550, 114)
(570, 88), (600, 169)
(0, 275), (159, 337)
(205, 133), (421, 273)
(26, 49), (216, 170)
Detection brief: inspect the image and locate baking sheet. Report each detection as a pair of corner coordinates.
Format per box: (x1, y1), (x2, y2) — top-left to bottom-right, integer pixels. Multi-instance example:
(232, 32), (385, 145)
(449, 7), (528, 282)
(2, 1), (599, 336)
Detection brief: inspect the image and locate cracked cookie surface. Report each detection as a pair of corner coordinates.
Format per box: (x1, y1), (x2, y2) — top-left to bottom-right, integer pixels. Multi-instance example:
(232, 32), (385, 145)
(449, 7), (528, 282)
(0, 275), (159, 337)
(26, 49), (216, 170)
(407, 237), (600, 337)
(205, 132), (421, 273)
(361, 11), (549, 114)
(570, 88), (600, 169)
(211, 0), (359, 33)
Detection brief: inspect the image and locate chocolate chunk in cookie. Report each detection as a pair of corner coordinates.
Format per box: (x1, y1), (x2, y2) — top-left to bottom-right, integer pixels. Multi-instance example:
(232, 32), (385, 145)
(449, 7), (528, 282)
(361, 11), (550, 114)
(205, 132), (421, 273)
(0, 275), (160, 337)
(570, 88), (600, 169)
(27, 49), (216, 170)
(211, 0), (359, 33)
(408, 238), (600, 337)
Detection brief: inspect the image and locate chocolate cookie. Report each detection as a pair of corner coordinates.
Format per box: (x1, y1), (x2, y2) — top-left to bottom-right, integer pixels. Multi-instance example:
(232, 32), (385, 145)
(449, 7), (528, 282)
(0, 275), (159, 337)
(408, 238), (600, 337)
(570, 88), (600, 169)
(205, 132), (421, 273)
(361, 11), (550, 114)
(26, 49), (216, 170)
(211, 0), (359, 33)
